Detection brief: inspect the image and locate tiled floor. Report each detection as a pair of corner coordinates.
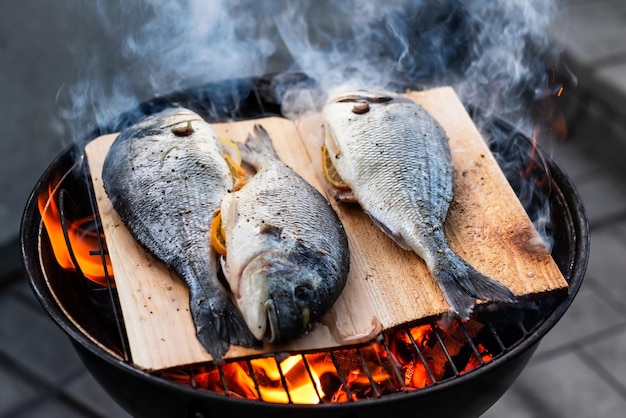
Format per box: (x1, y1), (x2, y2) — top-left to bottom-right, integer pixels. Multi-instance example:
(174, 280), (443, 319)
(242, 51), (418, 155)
(2, 1), (626, 417)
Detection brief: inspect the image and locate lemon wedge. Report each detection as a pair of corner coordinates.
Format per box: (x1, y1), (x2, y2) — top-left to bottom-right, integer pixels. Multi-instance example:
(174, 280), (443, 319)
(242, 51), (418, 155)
(210, 210), (227, 256)
(321, 145), (350, 190)
(218, 137), (242, 166)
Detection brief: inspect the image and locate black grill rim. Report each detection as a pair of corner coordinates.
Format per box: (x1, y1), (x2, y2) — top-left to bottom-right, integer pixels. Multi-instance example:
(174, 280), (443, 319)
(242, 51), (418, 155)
(20, 76), (589, 418)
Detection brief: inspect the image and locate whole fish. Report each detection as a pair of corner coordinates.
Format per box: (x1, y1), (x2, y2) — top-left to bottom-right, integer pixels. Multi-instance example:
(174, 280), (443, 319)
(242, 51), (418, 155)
(102, 108), (260, 362)
(322, 90), (515, 318)
(219, 125), (350, 343)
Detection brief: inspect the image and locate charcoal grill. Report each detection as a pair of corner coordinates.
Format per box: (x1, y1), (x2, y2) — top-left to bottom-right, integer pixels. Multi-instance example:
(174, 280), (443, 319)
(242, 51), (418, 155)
(21, 74), (588, 418)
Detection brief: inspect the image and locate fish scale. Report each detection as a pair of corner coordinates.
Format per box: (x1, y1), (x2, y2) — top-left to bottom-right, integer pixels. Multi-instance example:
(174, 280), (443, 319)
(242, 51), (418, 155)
(323, 90), (515, 318)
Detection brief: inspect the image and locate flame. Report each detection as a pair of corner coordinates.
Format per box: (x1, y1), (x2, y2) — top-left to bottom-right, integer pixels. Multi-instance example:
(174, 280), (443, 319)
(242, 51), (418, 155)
(37, 171), (492, 404)
(161, 320), (491, 404)
(462, 343), (493, 374)
(38, 175), (113, 286)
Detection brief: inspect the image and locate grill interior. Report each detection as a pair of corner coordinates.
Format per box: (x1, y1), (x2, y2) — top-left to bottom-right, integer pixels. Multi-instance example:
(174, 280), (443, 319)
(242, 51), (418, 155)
(25, 75), (588, 417)
(43, 177), (562, 401)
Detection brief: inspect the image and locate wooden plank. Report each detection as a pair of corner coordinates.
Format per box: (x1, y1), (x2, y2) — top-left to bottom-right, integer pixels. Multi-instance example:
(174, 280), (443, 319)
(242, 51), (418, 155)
(414, 88), (567, 297)
(86, 135), (213, 369)
(85, 87), (567, 371)
(296, 87), (568, 330)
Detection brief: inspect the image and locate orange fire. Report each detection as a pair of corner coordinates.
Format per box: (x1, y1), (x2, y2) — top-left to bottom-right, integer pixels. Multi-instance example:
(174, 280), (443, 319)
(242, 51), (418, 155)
(38, 175), (113, 286)
(38, 176), (492, 405)
(161, 320), (492, 405)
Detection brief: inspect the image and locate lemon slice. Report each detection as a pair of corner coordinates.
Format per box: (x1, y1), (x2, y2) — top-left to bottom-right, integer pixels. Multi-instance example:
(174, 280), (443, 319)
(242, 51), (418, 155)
(218, 137), (242, 166)
(210, 210), (227, 256)
(224, 153), (247, 191)
(321, 145), (350, 190)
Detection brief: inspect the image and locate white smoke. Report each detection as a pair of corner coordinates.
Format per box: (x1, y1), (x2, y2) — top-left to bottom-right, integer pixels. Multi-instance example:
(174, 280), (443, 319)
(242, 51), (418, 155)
(59, 0), (563, 248)
(60, 0), (563, 139)
(59, 0), (276, 141)
(273, 0), (562, 131)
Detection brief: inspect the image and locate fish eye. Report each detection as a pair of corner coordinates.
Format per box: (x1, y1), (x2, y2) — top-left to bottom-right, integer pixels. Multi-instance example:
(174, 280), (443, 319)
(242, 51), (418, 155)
(294, 284), (312, 301)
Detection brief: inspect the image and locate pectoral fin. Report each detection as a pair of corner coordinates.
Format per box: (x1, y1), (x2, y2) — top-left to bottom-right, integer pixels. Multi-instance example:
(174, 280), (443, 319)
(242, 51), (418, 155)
(368, 213), (412, 250)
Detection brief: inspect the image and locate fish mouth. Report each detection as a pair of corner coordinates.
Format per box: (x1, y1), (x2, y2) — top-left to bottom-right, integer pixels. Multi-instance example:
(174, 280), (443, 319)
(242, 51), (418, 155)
(265, 299), (280, 343)
(264, 299), (311, 344)
(237, 250), (316, 343)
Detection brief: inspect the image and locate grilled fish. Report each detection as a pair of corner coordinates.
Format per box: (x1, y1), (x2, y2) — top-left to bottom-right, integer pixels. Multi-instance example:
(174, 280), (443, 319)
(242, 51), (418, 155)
(322, 90), (515, 318)
(102, 108), (260, 362)
(219, 125), (350, 343)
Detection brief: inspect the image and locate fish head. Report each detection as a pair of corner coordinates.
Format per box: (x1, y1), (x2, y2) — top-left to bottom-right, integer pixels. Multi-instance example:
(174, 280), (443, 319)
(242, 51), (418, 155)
(238, 249), (329, 343)
(322, 89), (399, 155)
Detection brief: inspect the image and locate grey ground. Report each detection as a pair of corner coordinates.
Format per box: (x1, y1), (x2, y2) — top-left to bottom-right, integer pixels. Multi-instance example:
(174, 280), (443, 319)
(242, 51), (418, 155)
(2, 0), (626, 417)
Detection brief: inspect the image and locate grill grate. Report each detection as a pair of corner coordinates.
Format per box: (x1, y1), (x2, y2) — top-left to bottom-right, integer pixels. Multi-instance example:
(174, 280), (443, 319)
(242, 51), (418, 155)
(55, 177), (537, 400)
(39, 79), (568, 405)
(54, 178), (536, 401)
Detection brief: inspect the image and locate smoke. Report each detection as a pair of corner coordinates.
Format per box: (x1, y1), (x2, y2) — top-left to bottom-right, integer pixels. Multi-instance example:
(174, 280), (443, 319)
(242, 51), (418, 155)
(59, 0), (563, 247)
(274, 0), (562, 129)
(59, 0), (277, 142)
(270, 0), (563, 250)
(60, 0), (562, 137)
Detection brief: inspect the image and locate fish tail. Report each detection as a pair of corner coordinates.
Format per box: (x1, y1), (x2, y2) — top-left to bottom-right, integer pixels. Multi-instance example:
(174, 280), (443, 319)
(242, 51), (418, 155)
(190, 287), (262, 363)
(433, 249), (516, 319)
(241, 124), (278, 168)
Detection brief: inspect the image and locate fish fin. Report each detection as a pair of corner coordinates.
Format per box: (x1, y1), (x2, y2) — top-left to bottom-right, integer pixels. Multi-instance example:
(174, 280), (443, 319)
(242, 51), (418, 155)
(240, 124), (278, 169)
(190, 288), (262, 364)
(465, 265), (517, 304)
(368, 214), (412, 250)
(432, 270), (478, 319)
(433, 249), (516, 319)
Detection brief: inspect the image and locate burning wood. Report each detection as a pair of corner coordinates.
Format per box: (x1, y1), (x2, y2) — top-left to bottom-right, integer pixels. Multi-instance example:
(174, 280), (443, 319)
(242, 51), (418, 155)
(388, 320), (489, 388)
(158, 319), (490, 404)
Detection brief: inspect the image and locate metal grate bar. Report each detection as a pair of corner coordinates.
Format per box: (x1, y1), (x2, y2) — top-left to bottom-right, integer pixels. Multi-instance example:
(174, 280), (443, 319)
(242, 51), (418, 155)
(329, 351), (354, 402)
(431, 324), (459, 376)
(252, 87), (266, 114)
(82, 162), (132, 362)
(189, 368), (198, 388)
(456, 319), (486, 366)
(485, 320), (507, 352)
(356, 347), (381, 398)
(405, 327), (438, 384)
(301, 354), (324, 403)
(245, 359), (263, 401)
(218, 365), (230, 396)
(244, 359), (265, 402)
(381, 336), (409, 393)
(516, 317), (529, 335)
(58, 189), (87, 280)
(275, 355), (294, 404)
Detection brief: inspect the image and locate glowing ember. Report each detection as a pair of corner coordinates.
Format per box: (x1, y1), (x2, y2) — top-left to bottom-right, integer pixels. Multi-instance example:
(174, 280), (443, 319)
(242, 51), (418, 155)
(37, 169), (494, 405)
(38, 175), (113, 286)
(160, 321), (491, 404)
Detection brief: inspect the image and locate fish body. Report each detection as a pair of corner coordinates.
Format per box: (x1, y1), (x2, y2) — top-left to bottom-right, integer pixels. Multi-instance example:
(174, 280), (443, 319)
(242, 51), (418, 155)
(219, 125), (350, 343)
(102, 108), (259, 362)
(322, 90), (515, 318)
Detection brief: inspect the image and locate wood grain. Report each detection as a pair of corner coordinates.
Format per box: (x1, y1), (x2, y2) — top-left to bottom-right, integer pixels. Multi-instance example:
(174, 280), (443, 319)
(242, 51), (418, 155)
(84, 87), (567, 371)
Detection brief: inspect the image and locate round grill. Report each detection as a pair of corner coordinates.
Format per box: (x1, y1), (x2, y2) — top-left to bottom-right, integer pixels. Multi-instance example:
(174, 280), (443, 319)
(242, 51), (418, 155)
(21, 75), (588, 418)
